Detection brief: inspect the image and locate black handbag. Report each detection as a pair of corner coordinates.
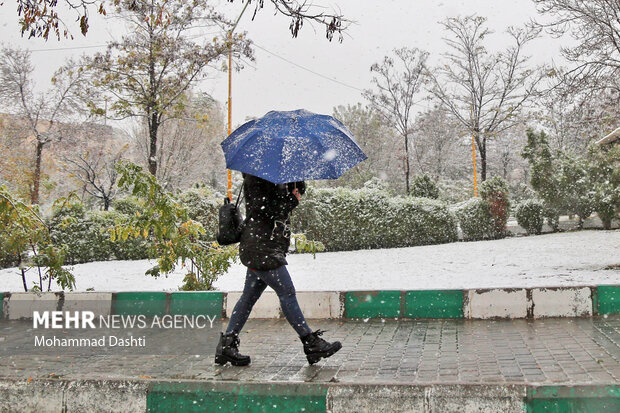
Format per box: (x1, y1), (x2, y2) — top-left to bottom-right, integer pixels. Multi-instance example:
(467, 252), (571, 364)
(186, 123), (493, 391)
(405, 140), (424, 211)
(216, 184), (245, 245)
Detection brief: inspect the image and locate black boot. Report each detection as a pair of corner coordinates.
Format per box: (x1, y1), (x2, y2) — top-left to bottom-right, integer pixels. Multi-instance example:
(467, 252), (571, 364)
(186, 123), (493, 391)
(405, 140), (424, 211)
(300, 329), (342, 365)
(215, 332), (251, 366)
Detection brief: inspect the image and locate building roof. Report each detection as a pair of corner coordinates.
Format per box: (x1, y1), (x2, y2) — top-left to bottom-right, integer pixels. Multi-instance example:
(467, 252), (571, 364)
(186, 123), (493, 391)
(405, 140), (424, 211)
(596, 127), (620, 145)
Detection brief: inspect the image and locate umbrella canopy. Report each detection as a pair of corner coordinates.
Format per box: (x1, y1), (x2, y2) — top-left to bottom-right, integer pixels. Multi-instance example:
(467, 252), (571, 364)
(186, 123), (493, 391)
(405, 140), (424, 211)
(221, 109), (367, 184)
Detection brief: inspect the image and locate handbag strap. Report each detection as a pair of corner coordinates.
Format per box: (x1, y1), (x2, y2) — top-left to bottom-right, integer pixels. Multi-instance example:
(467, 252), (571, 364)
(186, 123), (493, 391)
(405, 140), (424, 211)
(234, 179), (245, 208)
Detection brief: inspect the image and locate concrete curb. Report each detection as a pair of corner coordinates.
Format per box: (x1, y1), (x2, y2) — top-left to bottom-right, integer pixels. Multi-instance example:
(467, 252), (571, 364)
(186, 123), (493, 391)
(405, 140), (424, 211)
(0, 379), (148, 412)
(2, 285), (620, 320)
(0, 378), (618, 412)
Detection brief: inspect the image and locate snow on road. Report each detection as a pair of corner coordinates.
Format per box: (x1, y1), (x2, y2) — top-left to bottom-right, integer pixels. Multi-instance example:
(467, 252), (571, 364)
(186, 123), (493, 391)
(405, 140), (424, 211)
(1, 230), (619, 292)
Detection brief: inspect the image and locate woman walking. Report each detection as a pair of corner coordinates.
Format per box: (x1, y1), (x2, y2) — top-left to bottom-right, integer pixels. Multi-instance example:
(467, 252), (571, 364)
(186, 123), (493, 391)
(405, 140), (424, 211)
(215, 173), (342, 366)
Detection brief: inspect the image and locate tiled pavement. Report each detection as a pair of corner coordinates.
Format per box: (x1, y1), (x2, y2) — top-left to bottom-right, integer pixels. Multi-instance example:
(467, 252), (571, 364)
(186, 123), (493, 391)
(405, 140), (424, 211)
(1, 316), (620, 385)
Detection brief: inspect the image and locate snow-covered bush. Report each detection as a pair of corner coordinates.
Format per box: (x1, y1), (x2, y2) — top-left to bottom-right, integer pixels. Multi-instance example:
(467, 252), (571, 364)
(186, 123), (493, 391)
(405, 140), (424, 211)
(558, 154), (594, 228)
(515, 199), (544, 235)
(293, 185), (457, 251)
(590, 146), (620, 230)
(92, 211), (151, 260)
(47, 186), (220, 266)
(509, 182), (536, 207)
(411, 174), (439, 199)
(595, 192), (618, 230)
(48, 202), (91, 264)
(178, 187), (219, 241)
(542, 206), (561, 232)
(522, 129), (563, 231)
(480, 176), (510, 238)
(362, 176), (392, 192)
(522, 130), (620, 230)
(112, 196), (144, 216)
(438, 179), (475, 204)
(49, 202), (150, 264)
(455, 198), (494, 241)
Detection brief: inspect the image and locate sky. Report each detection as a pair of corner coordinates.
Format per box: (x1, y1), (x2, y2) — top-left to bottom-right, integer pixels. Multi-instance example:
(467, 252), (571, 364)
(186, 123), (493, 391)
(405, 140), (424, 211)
(0, 0), (563, 127)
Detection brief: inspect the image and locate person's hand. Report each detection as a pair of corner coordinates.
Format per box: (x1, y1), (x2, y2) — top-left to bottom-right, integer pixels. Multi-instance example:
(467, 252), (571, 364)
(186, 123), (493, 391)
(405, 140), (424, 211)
(292, 188), (301, 201)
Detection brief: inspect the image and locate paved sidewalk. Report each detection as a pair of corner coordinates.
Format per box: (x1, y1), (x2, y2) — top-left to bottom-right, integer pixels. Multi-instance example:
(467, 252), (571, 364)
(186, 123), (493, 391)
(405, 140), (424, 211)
(2, 316), (620, 385)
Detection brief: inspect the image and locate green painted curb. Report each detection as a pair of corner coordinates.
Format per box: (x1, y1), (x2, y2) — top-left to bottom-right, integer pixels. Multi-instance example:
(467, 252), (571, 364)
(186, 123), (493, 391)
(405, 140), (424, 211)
(597, 286), (620, 315)
(1, 292), (6, 319)
(344, 291), (401, 318)
(170, 292), (224, 318)
(147, 381), (327, 413)
(591, 287), (599, 316)
(112, 292), (167, 316)
(525, 385), (620, 412)
(404, 290), (464, 319)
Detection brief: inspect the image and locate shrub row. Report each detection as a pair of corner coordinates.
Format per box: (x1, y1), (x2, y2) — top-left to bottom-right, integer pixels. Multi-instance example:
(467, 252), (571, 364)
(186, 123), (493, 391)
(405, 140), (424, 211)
(292, 184), (458, 251)
(48, 203), (150, 264)
(7, 176), (571, 267)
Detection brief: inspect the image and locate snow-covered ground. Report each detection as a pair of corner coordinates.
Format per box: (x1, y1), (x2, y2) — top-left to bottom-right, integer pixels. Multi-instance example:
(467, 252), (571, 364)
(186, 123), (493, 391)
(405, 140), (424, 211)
(1, 230), (619, 292)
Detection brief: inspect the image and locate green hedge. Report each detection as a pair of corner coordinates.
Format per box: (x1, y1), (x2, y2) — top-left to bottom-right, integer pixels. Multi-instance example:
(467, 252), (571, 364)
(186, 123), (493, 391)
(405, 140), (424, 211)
(455, 198), (494, 241)
(292, 185), (458, 251)
(411, 174), (439, 199)
(44, 189), (222, 266)
(48, 203), (150, 264)
(177, 188), (220, 241)
(515, 199), (545, 235)
(595, 192), (619, 230)
(2, 182), (475, 268)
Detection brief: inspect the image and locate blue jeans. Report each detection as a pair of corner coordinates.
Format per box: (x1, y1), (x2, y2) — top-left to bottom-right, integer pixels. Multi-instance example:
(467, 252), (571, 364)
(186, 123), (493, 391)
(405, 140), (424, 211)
(225, 266), (312, 337)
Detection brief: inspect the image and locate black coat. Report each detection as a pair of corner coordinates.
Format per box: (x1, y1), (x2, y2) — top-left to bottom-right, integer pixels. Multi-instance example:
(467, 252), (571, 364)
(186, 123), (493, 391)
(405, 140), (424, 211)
(238, 174), (305, 270)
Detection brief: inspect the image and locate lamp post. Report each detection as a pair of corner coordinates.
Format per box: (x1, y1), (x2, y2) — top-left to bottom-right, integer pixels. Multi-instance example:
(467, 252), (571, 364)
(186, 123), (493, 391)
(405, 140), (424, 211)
(469, 105), (478, 197)
(227, 1), (250, 201)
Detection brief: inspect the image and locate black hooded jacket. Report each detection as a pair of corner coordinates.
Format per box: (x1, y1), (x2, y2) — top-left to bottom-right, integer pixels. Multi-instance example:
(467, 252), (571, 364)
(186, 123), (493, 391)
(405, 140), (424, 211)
(239, 174), (305, 270)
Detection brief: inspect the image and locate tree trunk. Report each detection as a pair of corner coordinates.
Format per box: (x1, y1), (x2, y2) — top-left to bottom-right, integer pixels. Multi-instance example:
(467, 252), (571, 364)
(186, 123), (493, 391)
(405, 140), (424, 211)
(31, 139), (44, 204)
(479, 140), (487, 181)
(602, 217), (611, 230)
(404, 133), (410, 194)
(37, 264), (43, 291)
(148, 112), (159, 176)
(103, 195), (110, 211)
(20, 256), (28, 292)
(473, 130), (488, 183)
(147, 25), (158, 177)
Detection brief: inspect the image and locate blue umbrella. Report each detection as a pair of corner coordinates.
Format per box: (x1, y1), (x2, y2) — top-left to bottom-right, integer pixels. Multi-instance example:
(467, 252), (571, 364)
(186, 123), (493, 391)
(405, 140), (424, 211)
(221, 109), (367, 184)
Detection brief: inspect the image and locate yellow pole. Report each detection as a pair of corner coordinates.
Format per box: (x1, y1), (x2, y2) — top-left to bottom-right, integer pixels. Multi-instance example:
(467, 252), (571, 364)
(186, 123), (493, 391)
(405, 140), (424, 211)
(227, 30), (233, 201)
(469, 104), (478, 197)
(472, 133), (478, 197)
(225, 2), (250, 202)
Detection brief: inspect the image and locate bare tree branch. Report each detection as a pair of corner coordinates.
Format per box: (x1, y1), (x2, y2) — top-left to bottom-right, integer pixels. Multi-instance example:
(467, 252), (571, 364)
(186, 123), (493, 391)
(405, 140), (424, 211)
(532, 0), (620, 92)
(0, 47), (90, 203)
(363, 47), (429, 194)
(427, 15), (545, 181)
(10, 0), (349, 41)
